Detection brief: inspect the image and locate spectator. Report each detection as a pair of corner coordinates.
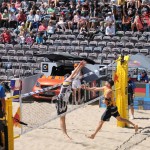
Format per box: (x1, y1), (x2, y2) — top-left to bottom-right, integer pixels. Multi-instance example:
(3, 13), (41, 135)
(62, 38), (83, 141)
(47, 2), (55, 14)
(15, 0), (22, 11)
(56, 12), (66, 31)
(8, 11), (17, 28)
(38, 21), (47, 32)
(1, 9), (9, 28)
(50, 12), (57, 22)
(105, 12), (115, 24)
(1, 28), (11, 43)
(33, 10), (42, 29)
(73, 11), (81, 29)
(105, 23), (115, 36)
(47, 21), (55, 36)
(18, 31), (25, 45)
(66, 12), (74, 30)
(35, 33), (43, 44)
(17, 10), (26, 24)
(140, 70), (149, 83)
(25, 32), (35, 45)
(9, 3), (17, 13)
(128, 74), (136, 120)
(26, 10), (34, 30)
(0, 2), (8, 13)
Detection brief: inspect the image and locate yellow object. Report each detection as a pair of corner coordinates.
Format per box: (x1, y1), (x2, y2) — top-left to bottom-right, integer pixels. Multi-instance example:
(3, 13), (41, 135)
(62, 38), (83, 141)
(115, 56), (129, 127)
(3, 95), (20, 150)
(6, 98), (14, 150)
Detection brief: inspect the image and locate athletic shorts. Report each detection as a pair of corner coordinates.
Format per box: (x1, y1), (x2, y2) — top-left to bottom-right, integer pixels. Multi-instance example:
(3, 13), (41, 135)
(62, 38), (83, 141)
(72, 80), (81, 89)
(128, 93), (134, 106)
(56, 98), (67, 116)
(101, 106), (120, 121)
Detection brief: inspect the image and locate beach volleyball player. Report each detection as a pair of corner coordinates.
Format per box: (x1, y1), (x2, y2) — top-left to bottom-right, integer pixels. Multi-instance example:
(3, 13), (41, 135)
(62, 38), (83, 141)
(56, 60), (86, 140)
(82, 79), (138, 139)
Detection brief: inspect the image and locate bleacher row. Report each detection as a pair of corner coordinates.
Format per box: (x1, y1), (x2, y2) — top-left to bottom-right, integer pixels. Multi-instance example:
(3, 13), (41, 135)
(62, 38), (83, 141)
(0, 31), (150, 81)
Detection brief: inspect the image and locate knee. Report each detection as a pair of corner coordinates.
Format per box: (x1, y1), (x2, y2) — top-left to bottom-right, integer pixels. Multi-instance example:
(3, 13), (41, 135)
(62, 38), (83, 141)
(116, 117), (122, 121)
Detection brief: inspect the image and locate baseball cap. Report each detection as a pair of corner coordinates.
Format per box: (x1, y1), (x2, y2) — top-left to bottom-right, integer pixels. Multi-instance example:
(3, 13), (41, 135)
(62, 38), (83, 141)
(21, 22), (25, 25)
(108, 12), (112, 15)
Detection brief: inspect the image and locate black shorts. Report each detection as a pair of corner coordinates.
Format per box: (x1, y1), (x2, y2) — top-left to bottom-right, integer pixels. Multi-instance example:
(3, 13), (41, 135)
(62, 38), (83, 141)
(101, 106), (120, 121)
(56, 98), (67, 116)
(128, 93), (134, 106)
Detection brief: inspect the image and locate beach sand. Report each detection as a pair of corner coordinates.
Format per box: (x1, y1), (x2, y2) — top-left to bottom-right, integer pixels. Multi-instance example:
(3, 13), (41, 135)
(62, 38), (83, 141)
(13, 104), (150, 150)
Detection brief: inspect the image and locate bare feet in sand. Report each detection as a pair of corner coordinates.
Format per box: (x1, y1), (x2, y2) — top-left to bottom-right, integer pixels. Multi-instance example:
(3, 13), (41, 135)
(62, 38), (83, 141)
(64, 133), (72, 140)
(134, 125), (138, 133)
(86, 134), (95, 139)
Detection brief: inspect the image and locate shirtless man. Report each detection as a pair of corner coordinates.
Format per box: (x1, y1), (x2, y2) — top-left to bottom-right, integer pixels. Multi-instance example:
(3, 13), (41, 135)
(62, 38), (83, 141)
(82, 79), (138, 139)
(56, 60), (86, 140)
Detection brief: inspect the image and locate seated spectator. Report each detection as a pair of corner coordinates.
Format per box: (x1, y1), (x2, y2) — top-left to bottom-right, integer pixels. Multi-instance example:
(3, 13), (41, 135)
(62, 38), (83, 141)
(26, 10), (34, 30)
(1, 9), (9, 28)
(25, 32), (35, 45)
(105, 23), (115, 36)
(56, 12), (66, 31)
(47, 21), (55, 35)
(17, 10), (26, 24)
(122, 15), (132, 31)
(50, 12), (57, 23)
(38, 21), (47, 32)
(8, 11), (17, 28)
(20, 22), (28, 33)
(0, 2), (8, 13)
(66, 12), (74, 30)
(9, 3), (17, 13)
(47, 3), (55, 14)
(73, 11), (81, 29)
(39, 4), (46, 14)
(140, 70), (149, 83)
(33, 10), (42, 29)
(35, 33), (43, 44)
(18, 31), (25, 45)
(80, 24), (88, 36)
(105, 12), (115, 25)
(1, 28), (11, 44)
(15, 0), (22, 11)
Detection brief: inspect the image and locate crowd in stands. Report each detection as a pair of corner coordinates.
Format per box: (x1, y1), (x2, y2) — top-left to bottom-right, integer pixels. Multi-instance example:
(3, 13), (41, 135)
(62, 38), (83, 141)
(0, 0), (149, 44)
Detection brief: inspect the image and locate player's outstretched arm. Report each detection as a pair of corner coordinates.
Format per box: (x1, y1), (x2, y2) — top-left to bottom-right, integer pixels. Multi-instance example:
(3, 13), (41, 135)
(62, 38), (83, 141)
(68, 61), (86, 80)
(82, 86), (105, 91)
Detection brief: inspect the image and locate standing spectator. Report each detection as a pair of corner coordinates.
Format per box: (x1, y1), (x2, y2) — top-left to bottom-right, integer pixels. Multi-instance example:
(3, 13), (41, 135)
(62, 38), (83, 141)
(128, 74), (136, 120)
(72, 63), (82, 104)
(8, 11), (17, 28)
(1, 28), (11, 44)
(105, 23), (115, 36)
(1, 9), (9, 28)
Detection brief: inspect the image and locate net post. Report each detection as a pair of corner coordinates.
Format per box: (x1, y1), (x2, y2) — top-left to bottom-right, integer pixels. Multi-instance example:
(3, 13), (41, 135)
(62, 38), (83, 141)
(115, 55), (129, 127)
(6, 98), (14, 150)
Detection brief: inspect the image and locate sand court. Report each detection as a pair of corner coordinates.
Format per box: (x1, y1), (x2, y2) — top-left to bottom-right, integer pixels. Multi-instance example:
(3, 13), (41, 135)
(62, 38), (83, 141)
(14, 104), (150, 150)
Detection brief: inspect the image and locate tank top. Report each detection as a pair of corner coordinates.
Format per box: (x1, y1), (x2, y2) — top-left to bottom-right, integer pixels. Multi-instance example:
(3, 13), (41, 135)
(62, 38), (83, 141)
(58, 80), (72, 102)
(103, 88), (115, 107)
